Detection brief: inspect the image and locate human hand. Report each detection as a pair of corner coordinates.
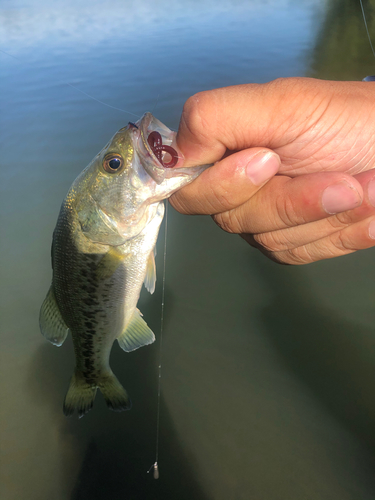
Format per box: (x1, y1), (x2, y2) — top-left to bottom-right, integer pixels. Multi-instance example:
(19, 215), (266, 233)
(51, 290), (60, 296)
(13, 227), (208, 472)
(170, 78), (375, 264)
(175, 78), (375, 175)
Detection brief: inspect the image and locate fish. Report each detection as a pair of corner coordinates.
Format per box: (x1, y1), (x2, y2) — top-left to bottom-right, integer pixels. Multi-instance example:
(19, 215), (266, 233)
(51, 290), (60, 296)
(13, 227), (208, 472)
(39, 113), (210, 417)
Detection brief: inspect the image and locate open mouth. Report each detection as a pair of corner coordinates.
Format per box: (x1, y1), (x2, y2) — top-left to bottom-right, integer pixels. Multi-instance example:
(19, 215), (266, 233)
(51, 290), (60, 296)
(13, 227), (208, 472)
(135, 113), (182, 184)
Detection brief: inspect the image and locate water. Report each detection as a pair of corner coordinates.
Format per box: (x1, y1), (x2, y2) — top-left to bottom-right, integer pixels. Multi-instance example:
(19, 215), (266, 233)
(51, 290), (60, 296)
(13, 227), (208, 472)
(1, 0), (375, 499)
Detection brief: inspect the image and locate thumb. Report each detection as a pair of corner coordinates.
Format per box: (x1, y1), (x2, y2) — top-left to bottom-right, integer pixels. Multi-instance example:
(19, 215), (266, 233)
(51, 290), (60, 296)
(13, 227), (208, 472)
(169, 147), (280, 215)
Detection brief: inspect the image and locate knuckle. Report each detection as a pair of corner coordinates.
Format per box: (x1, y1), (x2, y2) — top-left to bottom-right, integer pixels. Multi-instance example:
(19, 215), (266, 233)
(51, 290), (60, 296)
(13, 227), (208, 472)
(268, 77), (304, 96)
(243, 232), (315, 265)
(253, 232), (286, 252)
(266, 252), (294, 265)
(212, 211), (242, 234)
(333, 211), (354, 226)
(256, 247), (306, 265)
(275, 195), (306, 228)
(255, 249), (291, 265)
(326, 215), (347, 230)
(181, 91), (215, 139)
(330, 231), (356, 252)
(181, 94), (203, 124)
(240, 233), (258, 248)
(268, 77), (289, 91)
(278, 246), (314, 265)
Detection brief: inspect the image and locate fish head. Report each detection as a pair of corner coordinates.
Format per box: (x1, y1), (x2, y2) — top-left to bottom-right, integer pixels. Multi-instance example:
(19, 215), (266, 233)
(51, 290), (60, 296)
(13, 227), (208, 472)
(72, 113), (211, 246)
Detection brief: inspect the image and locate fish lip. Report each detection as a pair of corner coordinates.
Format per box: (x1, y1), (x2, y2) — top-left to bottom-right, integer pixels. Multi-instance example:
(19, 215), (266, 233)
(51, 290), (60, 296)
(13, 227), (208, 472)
(135, 112), (181, 184)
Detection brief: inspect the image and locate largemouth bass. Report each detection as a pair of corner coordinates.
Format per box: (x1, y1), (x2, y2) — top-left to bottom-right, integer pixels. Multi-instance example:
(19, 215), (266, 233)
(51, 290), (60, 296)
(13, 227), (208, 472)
(39, 113), (209, 417)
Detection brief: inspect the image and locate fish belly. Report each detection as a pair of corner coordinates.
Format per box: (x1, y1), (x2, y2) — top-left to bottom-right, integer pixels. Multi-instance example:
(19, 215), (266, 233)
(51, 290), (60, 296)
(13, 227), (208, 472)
(51, 201), (164, 416)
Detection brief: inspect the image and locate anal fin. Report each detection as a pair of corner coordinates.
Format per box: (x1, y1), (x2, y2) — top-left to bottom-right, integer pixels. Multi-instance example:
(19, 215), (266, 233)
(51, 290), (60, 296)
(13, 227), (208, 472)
(39, 286), (69, 346)
(117, 309), (155, 352)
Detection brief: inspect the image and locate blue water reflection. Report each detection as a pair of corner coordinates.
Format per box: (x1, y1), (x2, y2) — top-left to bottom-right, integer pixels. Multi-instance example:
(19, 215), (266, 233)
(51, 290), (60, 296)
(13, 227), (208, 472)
(2, 1), (375, 499)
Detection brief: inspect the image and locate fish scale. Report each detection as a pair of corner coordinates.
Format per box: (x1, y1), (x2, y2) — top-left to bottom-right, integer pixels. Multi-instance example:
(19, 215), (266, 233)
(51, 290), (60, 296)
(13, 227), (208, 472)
(39, 113), (211, 417)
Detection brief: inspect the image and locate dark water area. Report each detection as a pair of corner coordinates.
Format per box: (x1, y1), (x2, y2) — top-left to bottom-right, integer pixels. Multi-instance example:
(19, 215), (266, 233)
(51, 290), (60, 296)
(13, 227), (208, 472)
(1, 0), (375, 499)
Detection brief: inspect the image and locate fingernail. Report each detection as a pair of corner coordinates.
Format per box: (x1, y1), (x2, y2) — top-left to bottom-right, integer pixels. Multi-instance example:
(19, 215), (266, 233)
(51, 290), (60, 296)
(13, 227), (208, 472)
(245, 152), (280, 186)
(370, 220), (375, 240)
(368, 176), (375, 207)
(321, 181), (362, 214)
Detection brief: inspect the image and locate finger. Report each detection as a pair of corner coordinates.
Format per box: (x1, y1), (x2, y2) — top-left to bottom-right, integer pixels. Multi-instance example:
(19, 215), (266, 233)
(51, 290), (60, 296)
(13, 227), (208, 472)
(169, 147), (280, 215)
(212, 172), (363, 234)
(255, 216), (375, 265)
(251, 170), (375, 251)
(177, 80), (303, 166)
(177, 78), (375, 174)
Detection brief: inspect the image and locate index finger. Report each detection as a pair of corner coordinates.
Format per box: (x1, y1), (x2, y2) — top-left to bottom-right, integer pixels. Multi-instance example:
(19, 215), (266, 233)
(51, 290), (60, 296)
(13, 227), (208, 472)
(176, 79), (375, 173)
(177, 83), (280, 166)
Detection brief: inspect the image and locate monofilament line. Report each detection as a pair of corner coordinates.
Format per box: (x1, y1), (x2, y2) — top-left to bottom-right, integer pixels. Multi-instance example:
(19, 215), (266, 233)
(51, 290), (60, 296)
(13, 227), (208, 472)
(0, 49), (140, 119)
(65, 83), (141, 118)
(148, 201), (168, 480)
(360, 0), (375, 60)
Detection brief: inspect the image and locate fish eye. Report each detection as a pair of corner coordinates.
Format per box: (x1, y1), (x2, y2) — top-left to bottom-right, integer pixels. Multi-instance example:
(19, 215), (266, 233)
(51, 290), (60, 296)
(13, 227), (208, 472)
(103, 154), (124, 173)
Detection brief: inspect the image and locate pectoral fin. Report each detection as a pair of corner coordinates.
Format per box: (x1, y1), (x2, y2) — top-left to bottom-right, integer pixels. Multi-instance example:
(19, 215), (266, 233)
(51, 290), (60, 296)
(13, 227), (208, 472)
(96, 247), (126, 280)
(39, 286), (69, 346)
(144, 251), (156, 294)
(117, 309), (155, 352)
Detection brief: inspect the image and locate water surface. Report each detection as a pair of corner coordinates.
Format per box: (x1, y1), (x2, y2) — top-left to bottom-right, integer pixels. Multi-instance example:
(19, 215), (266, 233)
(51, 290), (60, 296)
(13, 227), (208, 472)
(1, 1), (375, 499)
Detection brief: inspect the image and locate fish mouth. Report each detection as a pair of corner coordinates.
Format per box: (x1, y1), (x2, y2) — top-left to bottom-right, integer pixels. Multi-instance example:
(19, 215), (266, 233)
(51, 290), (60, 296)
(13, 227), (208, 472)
(135, 113), (183, 184)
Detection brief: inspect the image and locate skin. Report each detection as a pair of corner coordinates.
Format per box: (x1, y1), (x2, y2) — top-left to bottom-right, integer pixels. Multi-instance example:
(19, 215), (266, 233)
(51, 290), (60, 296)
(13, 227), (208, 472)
(170, 77), (375, 264)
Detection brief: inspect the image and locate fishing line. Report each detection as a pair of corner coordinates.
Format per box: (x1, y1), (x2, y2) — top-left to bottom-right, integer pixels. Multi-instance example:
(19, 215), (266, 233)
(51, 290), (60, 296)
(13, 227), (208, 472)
(147, 201), (168, 480)
(0, 48), (141, 119)
(151, 94), (161, 116)
(359, 0), (375, 60)
(65, 83), (140, 118)
(5, 37), (174, 476)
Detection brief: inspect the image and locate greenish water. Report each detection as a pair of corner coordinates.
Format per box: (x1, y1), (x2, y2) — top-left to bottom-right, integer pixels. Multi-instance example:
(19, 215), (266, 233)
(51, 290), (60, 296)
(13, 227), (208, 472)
(1, 0), (375, 499)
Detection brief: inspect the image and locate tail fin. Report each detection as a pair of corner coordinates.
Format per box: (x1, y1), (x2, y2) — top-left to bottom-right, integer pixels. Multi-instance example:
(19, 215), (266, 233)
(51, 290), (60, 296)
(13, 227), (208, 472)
(63, 370), (131, 417)
(63, 370), (97, 418)
(99, 373), (132, 412)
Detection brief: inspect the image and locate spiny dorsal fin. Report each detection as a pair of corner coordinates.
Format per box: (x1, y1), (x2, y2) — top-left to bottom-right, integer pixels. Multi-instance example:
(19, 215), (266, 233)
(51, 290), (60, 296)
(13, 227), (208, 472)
(117, 309), (155, 352)
(39, 286), (69, 346)
(144, 251), (156, 294)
